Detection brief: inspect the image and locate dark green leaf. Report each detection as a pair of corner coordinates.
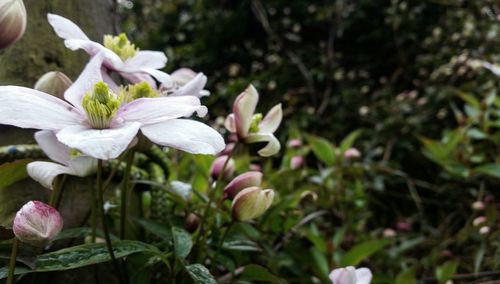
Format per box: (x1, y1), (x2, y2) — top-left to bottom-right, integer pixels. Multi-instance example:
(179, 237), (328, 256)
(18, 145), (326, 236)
(340, 239), (391, 266)
(0, 266), (31, 279)
(340, 130), (363, 152)
(306, 135), (336, 166)
(395, 268), (416, 284)
(474, 164), (500, 178)
(172, 227), (192, 259)
(435, 260), (458, 283)
(239, 264), (285, 284)
(133, 218), (172, 241)
(185, 264), (217, 284)
(0, 159), (31, 189)
(52, 227), (118, 241)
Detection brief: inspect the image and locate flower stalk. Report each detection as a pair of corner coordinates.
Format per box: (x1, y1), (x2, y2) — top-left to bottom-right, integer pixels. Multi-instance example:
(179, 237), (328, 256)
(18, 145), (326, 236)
(120, 150), (135, 239)
(6, 238), (18, 284)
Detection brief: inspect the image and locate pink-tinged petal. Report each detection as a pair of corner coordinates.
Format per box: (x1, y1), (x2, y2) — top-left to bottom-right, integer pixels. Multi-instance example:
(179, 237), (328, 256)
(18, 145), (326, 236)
(27, 161), (73, 189)
(64, 54), (104, 111)
(119, 71), (157, 88)
(245, 133), (281, 157)
(210, 155), (236, 180)
(141, 68), (173, 88)
(224, 171), (263, 199)
(64, 39), (124, 68)
(116, 96), (207, 125)
(47, 13), (89, 40)
(355, 268), (372, 284)
(56, 122), (141, 160)
(231, 187), (274, 221)
(224, 114), (237, 133)
(141, 119), (225, 155)
(101, 68), (120, 93)
(0, 86), (82, 130)
(170, 73), (208, 98)
(67, 156), (97, 177)
(259, 103), (282, 133)
(13, 201), (63, 244)
(171, 68), (197, 85)
(122, 51), (167, 71)
(234, 84), (259, 138)
(329, 267), (357, 284)
(34, 130), (70, 165)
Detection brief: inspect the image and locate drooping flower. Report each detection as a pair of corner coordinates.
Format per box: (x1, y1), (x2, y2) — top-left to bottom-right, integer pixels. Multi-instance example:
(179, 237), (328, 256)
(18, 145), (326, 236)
(0, 54), (225, 160)
(27, 130), (97, 189)
(47, 13), (172, 88)
(34, 71), (72, 99)
(225, 85), (282, 157)
(164, 68), (209, 98)
(231, 186), (274, 221)
(0, 0), (26, 49)
(224, 171), (263, 199)
(329, 267), (372, 284)
(13, 201), (63, 245)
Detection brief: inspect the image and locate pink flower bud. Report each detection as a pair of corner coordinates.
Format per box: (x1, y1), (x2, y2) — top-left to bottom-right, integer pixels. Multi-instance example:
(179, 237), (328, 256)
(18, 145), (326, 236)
(382, 228), (396, 238)
(344, 148), (361, 160)
(34, 71), (73, 99)
(396, 221), (411, 232)
(290, 155), (304, 169)
(13, 201), (63, 245)
(210, 155), (235, 180)
(185, 213), (201, 233)
(287, 139), (302, 148)
(220, 142), (236, 156)
(479, 226), (490, 235)
(0, 0), (26, 49)
(471, 201), (485, 211)
(249, 163), (262, 172)
(231, 187), (274, 221)
(224, 171), (263, 199)
(473, 216), (487, 227)
(329, 266), (372, 284)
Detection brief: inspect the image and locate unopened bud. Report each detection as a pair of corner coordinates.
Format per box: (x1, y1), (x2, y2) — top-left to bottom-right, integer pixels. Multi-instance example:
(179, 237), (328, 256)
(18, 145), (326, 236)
(210, 155), (235, 180)
(383, 228), (396, 238)
(0, 0), (26, 49)
(232, 187), (274, 221)
(479, 226), (490, 235)
(473, 216), (487, 227)
(287, 139), (302, 148)
(290, 156), (304, 169)
(249, 163), (262, 172)
(34, 71), (72, 99)
(396, 221), (411, 232)
(344, 148), (361, 160)
(13, 201), (63, 245)
(185, 213), (201, 233)
(224, 171), (263, 199)
(471, 201), (485, 211)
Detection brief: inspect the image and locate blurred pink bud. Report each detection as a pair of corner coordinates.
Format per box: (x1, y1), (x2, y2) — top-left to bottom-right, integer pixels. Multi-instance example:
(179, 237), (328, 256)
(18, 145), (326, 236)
(441, 250), (453, 258)
(290, 156), (304, 169)
(224, 171), (263, 199)
(210, 155), (235, 180)
(232, 187), (274, 221)
(471, 201), (485, 211)
(473, 216), (487, 227)
(221, 142), (236, 156)
(382, 228), (396, 238)
(329, 266), (372, 284)
(287, 139), (302, 148)
(0, 0), (26, 49)
(13, 201), (63, 245)
(34, 71), (72, 99)
(344, 148), (361, 159)
(396, 221), (411, 232)
(249, 163), (262, 172)
(479, 226), (490, 235)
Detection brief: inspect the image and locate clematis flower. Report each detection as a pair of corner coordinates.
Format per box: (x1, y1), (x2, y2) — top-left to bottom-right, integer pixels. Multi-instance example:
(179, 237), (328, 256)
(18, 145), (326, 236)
(225, 85), (282, 157)
(0, 54), (225, 160)
(13, 201), (63, 245)
(164, 68), (209, 98)
(27, 130), (97, 189)
(329, 267), (372, 284)
(47, 13), (172, 88)
(224, 171), (263, 199)
(231, 186), (274, 221)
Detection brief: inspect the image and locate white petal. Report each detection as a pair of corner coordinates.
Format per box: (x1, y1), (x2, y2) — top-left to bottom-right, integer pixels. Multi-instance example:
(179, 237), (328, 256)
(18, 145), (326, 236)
(224, 114), (236, 133)
(0, 86), (82, 130)
(64, 54), (104, 111)
(245, 133), (281, 157)
(259, 104), (282, 133)
(355, 268), (372, 284)
(67, 156), (97, 177)
(122, 51), (167, 71)
(56, 122), (141, 160)
(141, 119), (225, 155)
(27, 161), (73, 189)
(329, 267), (357, 284)
(171, 68), (197, 85)
(101, 68), (120, 93)
(47, 13), (89, 40)
(234, 84), (259, 138)
(64, 39), (124, 68)
(115, 96), (207, 125)
(141, 68), (173, 88)
(119, 71), (157, 88)
(34, 130), (71, 165)
(170, 73), (208, 98)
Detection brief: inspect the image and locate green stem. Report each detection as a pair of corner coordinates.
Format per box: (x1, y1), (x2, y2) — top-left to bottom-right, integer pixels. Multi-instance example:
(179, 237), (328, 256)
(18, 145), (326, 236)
(49, 175), (66, 209)
(97, 160), (124, 283)
(90, 178), (97, 243)
(6, 238), (19, 284)
(211, 221), (234, 271)
(120, 151), (135, 240)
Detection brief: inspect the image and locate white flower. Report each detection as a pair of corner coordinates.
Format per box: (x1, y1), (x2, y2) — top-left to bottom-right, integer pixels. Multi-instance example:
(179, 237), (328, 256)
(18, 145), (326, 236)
(329, 267), (372, 284)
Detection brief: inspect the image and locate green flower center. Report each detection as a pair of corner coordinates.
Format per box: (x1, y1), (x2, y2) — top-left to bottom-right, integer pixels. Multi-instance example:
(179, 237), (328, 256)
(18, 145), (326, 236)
(120, 81), (159, 104)
(103, 33), (139, 61)
(82, 82), (121, 129)
(249, 113), (263, 133)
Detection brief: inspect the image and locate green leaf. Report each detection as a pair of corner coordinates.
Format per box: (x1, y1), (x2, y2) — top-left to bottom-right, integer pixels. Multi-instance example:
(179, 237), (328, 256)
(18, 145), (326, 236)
(35, 240), (158, 271)
(0, 159), (31, 189)
(340, 239), (391, 266)
(306, 135), (336, 166)
(474, 164), (500, 178)
(340, 130), (363, 152)
(435, 260), (458, 284)
(185, 264), (217, 284)
(133, 218), (172, 241)
(239, 264), (285, 284)
(0, 266), (31, 279)
(172, 227), (192, 259)
(395, 268), (416, 284)
(52, 227), (118, 241)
